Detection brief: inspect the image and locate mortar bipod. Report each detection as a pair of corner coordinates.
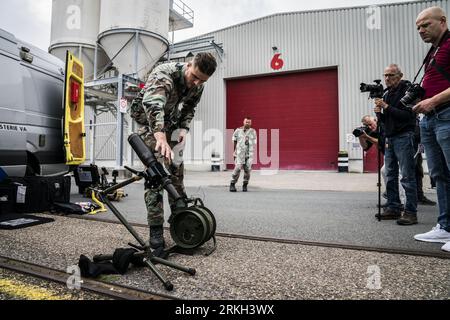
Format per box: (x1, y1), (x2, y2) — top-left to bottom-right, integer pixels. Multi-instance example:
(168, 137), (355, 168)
(91, 166), (196, 291)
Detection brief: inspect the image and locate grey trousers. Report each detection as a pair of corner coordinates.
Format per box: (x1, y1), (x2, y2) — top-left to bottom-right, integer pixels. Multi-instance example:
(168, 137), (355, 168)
(231, 163), (252, 184)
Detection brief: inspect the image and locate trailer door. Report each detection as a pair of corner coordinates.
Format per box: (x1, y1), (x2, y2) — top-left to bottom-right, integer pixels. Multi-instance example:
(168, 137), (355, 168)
(63, 51), (85, 165)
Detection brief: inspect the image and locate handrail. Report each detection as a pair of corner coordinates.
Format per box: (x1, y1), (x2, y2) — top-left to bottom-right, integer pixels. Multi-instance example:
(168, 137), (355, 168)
(170, 0), (194, 23)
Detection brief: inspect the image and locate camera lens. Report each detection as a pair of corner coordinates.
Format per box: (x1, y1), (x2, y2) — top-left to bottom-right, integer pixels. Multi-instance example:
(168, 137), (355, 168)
(400, 84), (425, 107)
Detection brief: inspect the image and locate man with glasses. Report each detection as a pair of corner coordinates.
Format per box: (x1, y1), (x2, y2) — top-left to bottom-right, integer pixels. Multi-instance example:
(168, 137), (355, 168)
(129, 53), (217, 250)
(374, 64), (418, 225)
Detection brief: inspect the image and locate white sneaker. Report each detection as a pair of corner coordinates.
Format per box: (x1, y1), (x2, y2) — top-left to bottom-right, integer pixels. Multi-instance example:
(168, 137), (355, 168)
(414, 224), (450, 243)
(442, 242), (450, 252)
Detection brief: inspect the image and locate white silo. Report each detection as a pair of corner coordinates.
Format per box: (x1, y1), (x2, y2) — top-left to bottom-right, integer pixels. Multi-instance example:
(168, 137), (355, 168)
(98, 0), (170, 79)
(49, 0), (110, 80)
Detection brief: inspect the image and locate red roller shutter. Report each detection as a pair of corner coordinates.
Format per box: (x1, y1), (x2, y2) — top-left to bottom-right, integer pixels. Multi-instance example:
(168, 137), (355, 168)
(364, 146), (384, 173)
(226, 68), (339, 170)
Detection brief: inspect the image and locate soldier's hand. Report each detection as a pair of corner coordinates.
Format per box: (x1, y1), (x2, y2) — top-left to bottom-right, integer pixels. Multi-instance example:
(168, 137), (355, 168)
(154, 132), (174, 161)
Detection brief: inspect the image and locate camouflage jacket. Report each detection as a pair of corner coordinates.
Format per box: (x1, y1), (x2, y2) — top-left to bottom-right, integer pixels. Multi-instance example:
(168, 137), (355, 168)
(233, 127), (257, 166)
(130, 62), (204, 133)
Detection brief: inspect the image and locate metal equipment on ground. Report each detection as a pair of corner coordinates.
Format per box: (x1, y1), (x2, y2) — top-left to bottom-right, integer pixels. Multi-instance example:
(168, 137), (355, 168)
(89, 134), (216, 291)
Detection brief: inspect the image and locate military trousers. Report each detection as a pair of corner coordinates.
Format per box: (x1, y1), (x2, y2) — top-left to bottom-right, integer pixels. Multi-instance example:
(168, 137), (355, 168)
(140, 129), (187, 227)
(231, 158), (252, 184)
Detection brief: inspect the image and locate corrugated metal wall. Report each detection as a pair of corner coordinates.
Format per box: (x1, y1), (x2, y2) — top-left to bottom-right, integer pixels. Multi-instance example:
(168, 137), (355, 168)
(185, 0), (450, 172)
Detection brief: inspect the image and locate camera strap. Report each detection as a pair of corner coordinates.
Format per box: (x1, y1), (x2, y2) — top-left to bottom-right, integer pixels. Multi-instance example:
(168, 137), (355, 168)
(421, 30), (450, 83)
(430, 59), (450, 83)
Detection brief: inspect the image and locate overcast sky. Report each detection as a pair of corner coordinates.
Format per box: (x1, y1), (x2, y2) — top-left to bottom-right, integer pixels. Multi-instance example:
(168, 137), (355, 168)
(0, 0), (420, 51)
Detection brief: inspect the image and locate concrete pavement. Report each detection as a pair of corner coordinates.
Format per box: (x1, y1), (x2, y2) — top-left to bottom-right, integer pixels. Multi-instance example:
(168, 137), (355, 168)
(183, 170), (434, 192)
(70, 169), (445, 255)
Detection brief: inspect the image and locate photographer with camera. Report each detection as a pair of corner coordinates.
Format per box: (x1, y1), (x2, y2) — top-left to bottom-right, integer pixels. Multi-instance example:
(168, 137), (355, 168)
(374, 64), (418, 225)
(355, 116), (388, 204)
(356, 116), (382, 151)
(411, 7), (450, 250)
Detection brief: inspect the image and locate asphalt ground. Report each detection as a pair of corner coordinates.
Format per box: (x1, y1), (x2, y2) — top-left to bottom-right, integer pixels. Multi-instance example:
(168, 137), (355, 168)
(1, 170), (448, 300)
(69, 172), (446, 255)
(0, 215), (448, 300)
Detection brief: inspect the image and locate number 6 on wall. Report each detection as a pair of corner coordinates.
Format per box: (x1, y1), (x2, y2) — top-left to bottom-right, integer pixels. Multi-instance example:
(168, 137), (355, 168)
(271, 53), (284, 70)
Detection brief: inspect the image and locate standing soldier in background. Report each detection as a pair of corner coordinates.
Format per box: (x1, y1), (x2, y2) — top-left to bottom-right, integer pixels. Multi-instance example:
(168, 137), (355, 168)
(230, 117), (257, 192)
(130, 53), (217, 250)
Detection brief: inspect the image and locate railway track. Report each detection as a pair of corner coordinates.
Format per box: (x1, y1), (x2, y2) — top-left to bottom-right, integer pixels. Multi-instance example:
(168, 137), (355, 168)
(0, 255), (177, 300)
(71, 215), (450, 260)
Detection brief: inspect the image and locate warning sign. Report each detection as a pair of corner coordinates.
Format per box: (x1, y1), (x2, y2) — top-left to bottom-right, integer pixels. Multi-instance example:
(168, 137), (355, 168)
(119, 98), (128, 114)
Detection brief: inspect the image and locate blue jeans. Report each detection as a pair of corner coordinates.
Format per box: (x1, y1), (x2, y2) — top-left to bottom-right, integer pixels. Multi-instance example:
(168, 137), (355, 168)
(420, 107), (450, 231)
(385, 131), (418, 214)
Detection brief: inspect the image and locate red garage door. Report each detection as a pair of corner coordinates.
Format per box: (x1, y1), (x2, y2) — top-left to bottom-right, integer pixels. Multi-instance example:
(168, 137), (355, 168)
(226, 68), (339, 170)
(364, 146), (384, 173)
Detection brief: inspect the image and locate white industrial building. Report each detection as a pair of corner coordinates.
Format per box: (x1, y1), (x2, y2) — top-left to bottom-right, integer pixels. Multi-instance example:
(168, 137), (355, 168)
(49, 0), (450, 173)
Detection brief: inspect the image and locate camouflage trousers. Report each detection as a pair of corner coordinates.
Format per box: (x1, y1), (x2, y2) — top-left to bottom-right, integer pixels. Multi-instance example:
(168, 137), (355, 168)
(144, 164), (186, 227)
(231, 159), (252, 184)
(140, 129), (187, 227)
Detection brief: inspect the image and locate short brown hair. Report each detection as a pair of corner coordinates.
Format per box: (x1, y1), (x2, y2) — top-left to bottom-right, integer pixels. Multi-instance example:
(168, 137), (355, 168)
(193, 52), (217, 76)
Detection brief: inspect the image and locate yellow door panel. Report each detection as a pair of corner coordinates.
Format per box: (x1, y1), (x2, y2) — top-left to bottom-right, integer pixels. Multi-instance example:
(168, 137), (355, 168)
(63, 51), (85, 165)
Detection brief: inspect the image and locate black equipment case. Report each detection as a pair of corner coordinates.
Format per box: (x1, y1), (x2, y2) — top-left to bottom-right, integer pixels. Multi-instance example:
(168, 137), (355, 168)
(7, 175), (72, 213)
(0, 183), (16, 214)
(73, 164), (100, 194)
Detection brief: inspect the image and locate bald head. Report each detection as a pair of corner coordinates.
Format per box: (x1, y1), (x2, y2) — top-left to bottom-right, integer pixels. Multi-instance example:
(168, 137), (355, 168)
(416, 6), (448, 46)
(361, 115), (377, 131)
(417, 7), (447, 22)
(386, 64), (402, 74)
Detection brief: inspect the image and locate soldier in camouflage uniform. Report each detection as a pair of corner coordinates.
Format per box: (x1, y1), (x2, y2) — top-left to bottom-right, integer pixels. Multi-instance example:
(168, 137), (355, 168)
(230, 117), (257, 192)
(129, 53), (217, 249)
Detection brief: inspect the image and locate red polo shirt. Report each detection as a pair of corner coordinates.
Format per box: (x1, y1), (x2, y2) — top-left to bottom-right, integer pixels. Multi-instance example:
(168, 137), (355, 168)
(423, 30), (450, 99)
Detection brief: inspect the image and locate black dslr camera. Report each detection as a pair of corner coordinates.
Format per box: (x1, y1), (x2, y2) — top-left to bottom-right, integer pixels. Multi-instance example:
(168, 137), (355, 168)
(353, 125), (370, 138)
(400, 83), (425, 107)
(360, 80), (384, 99)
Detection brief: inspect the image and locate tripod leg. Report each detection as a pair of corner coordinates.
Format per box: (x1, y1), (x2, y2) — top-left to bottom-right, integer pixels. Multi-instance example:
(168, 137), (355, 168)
(151, 256), (196, 276)
(378, 149), (382, 222)
(377, 116), (382, 222)
(102, 197), (147, 247)
(143, 258), (174, 291)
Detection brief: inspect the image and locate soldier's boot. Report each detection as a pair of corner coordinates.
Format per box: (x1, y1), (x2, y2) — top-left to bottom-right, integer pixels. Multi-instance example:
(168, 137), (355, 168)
(230, 182), (237, 192)
(243, 182), (248, 192)
(150, 225), (165, 249)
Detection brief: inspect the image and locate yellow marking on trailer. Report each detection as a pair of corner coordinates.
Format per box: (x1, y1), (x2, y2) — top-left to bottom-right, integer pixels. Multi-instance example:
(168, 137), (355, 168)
(0, 278), (72, 300)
